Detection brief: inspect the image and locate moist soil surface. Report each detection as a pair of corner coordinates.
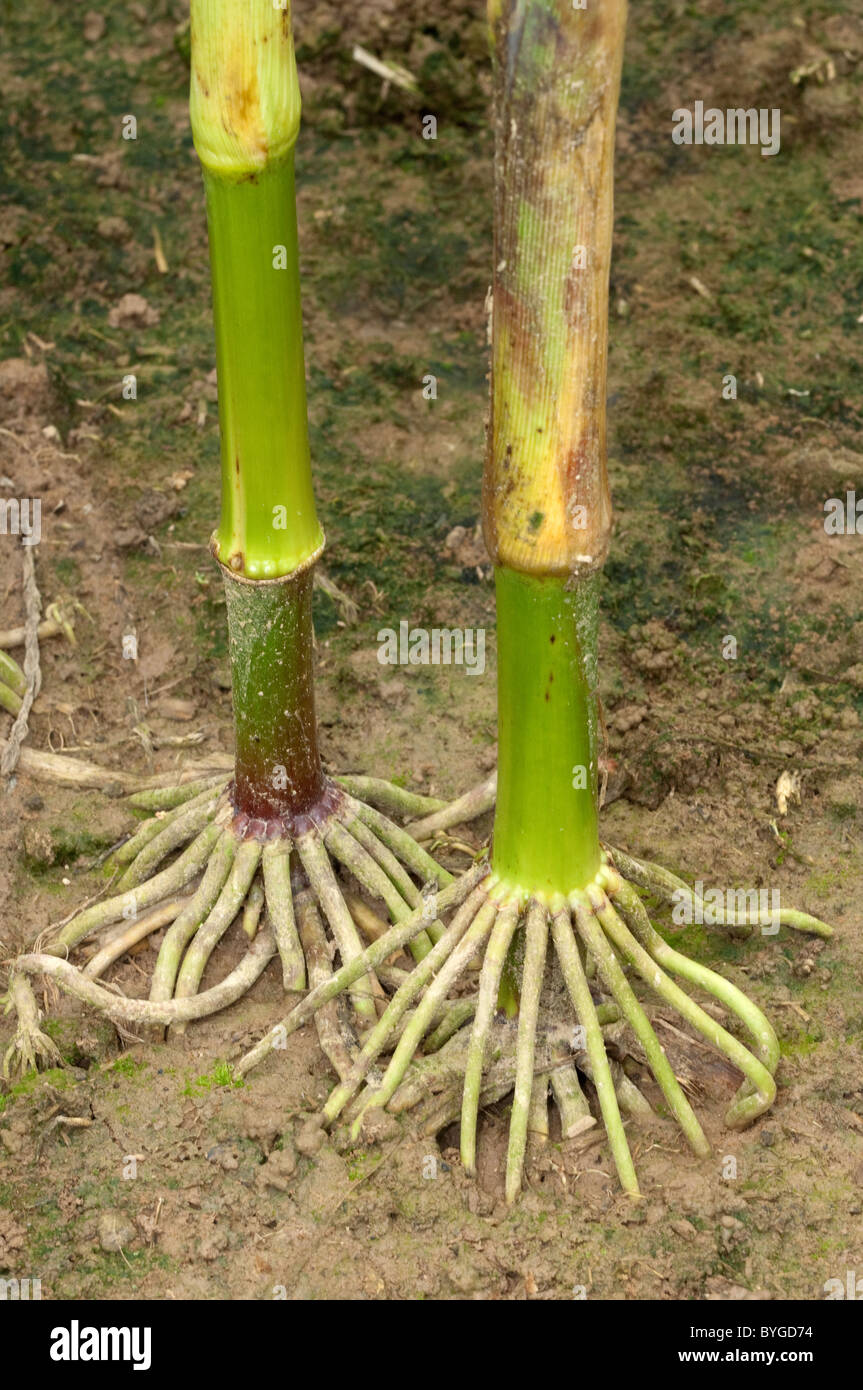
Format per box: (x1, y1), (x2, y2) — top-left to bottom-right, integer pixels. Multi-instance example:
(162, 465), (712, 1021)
(1, 0), (862, 1300)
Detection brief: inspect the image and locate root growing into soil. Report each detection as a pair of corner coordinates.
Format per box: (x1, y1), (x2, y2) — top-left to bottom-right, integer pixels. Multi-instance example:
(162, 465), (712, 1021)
(2, 770), (490, 1076)
(234, 846), (832, 1203)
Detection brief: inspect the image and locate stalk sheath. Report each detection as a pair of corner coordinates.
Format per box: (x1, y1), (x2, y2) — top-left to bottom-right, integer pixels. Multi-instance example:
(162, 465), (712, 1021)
(484, 0), (626, 577)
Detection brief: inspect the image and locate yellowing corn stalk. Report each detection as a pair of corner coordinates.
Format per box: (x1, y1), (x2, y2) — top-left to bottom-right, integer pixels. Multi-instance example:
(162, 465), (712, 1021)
(236, 0), (832, 1204)
(484, 0), (620, 578)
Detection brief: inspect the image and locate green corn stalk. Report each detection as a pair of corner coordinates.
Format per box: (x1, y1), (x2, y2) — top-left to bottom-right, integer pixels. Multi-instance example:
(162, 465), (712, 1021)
(190, 0), (326, 822)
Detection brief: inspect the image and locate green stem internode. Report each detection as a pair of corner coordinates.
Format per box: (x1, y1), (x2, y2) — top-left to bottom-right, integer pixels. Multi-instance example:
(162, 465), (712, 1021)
(223, 567), (324, 821)
(492, 568), (601, 895)
(205, 160), (323, 579)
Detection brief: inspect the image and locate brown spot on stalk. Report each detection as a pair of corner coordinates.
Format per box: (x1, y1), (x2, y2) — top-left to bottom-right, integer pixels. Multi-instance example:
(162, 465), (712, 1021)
(564, 258), (589, 330)
(494, 282), (541, 402)
(562, 438), (592, 498)
(233, 80), (258, 129)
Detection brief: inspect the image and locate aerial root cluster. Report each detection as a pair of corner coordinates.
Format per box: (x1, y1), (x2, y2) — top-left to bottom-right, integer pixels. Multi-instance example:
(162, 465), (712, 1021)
(2, 771), (490, 1080)
(235, 846), (832, 1203)
(3, 764), (833, 1205)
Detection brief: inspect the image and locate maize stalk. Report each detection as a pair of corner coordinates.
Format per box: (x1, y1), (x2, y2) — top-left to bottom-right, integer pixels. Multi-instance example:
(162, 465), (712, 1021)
(234, 0), (831, 1204)
(3, 0), (489, 1069)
